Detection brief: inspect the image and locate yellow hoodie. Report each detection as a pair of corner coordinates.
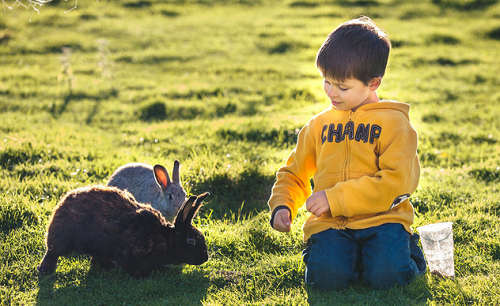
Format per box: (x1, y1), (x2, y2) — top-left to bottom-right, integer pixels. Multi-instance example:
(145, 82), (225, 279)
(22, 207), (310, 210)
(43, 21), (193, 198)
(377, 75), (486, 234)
(268, 100), (420, 242)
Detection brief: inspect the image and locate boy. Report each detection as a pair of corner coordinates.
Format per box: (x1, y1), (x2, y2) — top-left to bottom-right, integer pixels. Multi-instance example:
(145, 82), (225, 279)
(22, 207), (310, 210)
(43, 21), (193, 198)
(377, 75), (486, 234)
(268, 17), (426, 291)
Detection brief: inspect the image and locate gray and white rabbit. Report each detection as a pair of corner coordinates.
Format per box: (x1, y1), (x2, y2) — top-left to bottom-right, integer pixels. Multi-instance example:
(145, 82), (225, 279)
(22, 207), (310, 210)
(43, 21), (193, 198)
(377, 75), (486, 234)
(107, 161), (186, 222)
(37, 186), (209, 278)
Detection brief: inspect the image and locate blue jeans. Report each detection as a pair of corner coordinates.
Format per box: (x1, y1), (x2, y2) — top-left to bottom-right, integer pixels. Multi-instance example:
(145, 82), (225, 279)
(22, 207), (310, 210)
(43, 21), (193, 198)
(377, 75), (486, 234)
(302, 223), (426, 291)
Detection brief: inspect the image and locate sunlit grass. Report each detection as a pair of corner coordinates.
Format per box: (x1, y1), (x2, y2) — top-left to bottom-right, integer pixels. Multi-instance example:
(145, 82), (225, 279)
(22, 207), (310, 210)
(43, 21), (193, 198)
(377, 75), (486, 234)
(1, 0), (500, 304)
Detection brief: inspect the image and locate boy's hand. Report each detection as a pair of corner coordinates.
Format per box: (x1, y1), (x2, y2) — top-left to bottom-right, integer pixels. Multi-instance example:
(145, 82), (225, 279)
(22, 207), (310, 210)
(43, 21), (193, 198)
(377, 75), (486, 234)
(273, 209), (292, 232)
(306, 191), (330, 217)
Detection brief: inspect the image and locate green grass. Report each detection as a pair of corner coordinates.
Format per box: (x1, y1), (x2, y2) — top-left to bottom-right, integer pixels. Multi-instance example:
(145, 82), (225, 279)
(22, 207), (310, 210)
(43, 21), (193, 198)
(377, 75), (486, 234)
(1, 0), (500, 304)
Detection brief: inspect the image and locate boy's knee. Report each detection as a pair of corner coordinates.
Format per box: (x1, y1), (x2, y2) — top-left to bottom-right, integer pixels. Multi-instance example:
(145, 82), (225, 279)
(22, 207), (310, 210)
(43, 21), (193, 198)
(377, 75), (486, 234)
(364, 261), (415, 290)
(305, 263), (356, 291)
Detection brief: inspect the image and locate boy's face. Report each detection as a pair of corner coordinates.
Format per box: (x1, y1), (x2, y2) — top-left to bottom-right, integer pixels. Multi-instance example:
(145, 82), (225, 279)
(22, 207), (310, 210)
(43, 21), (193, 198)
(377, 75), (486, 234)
(322, 76), (381, 112)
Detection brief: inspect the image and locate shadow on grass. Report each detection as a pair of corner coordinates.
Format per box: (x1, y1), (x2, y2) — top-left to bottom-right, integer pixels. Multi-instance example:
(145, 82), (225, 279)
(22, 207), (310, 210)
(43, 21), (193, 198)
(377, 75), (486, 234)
(36, 261), (210, 305)
(190, 168), (275, 220)
(305, 275), (432, 305)
(50, 93), (73, 118)
(50, 88), (118, 122)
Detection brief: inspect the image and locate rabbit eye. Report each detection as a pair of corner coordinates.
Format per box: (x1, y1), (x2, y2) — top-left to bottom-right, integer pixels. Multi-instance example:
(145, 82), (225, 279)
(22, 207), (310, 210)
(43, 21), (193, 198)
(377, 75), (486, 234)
(187, 237), (196, 246)
(168, 194), (173, 200)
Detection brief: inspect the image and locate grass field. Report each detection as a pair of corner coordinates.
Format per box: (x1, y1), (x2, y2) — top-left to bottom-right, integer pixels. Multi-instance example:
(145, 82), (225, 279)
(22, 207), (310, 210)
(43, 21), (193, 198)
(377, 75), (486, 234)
(1, 0), (500, 305)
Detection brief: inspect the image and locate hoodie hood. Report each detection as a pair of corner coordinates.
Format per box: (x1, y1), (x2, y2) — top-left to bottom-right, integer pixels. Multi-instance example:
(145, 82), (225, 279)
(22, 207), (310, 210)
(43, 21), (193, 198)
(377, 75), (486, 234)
(355, 100), (411, 120)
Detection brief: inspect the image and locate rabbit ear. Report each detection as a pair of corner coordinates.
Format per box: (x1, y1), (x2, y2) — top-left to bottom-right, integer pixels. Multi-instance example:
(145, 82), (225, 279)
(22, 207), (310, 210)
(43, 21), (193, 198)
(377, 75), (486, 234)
(172, 160), (181, 184)
(175, 196), (197, 226)
(153, 164), (171, 190)
(183, 192), (209, 225)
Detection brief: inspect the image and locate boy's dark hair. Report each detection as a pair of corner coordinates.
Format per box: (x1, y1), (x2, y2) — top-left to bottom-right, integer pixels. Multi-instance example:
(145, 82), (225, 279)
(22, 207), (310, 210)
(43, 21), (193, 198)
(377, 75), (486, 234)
(316, 16), (391, 85)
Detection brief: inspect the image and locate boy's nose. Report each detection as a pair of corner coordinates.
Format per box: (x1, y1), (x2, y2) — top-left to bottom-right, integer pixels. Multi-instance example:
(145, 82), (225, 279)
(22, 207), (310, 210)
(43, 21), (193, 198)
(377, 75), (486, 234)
(326, 83), (333, 95)
(324, 81), (339, 98)
(327, 88), (339, 98)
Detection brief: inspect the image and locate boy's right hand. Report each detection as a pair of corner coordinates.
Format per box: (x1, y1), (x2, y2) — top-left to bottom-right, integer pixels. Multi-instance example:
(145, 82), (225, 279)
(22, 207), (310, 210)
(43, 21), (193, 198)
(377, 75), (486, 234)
(273, 209), (292, 232)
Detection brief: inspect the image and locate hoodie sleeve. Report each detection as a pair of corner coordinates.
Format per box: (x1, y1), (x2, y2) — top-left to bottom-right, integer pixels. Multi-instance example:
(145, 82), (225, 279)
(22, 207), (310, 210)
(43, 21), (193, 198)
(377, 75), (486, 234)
(325, 121), (420, 218)
(268, 121), (317, 221)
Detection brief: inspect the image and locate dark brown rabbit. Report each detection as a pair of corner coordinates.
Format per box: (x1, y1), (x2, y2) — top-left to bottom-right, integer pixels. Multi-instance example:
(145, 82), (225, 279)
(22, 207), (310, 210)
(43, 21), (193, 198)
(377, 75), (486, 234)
(37, 186), (209, 278)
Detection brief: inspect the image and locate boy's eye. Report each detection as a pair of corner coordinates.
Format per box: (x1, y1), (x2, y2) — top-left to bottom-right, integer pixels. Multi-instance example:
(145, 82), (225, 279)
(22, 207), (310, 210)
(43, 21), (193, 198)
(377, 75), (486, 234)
(338, 86), (348, 91)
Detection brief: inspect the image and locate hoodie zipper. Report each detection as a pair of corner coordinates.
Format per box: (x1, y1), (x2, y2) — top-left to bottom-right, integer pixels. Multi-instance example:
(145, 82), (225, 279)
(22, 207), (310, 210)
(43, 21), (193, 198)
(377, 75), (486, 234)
(342, 111), (355, 181)
(338, 111), (355, 229)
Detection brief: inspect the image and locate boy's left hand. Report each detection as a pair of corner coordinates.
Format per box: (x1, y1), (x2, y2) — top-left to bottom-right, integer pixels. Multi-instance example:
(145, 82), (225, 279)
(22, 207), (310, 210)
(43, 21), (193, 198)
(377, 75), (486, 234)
(306, 191), (330, 217)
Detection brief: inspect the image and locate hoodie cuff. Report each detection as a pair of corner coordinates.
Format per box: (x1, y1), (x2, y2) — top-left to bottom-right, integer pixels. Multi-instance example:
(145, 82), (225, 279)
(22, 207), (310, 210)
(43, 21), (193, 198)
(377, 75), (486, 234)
(269, 206), (292, 229)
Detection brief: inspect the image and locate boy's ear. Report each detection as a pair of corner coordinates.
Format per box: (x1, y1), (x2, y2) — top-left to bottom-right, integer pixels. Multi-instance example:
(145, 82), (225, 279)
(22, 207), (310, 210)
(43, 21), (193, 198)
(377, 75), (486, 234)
(368, 77), (382, 91)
